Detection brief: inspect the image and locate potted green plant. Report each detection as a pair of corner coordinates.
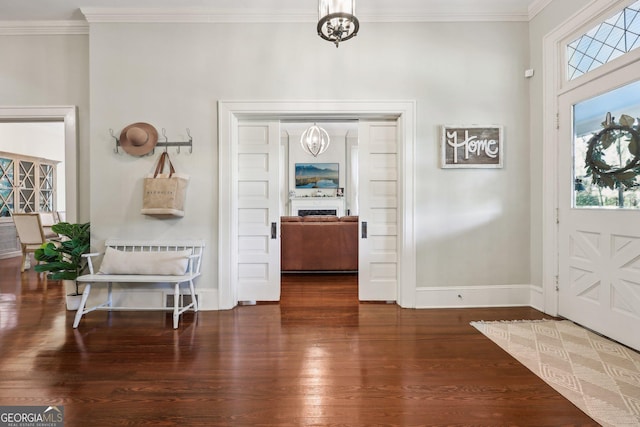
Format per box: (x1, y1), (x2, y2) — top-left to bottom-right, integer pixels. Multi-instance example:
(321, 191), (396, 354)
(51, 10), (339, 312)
(34, 222), (90, 310)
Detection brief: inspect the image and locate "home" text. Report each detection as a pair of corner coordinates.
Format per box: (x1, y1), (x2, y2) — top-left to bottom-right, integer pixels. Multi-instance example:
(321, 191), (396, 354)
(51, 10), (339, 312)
(446, 130), (499, 164)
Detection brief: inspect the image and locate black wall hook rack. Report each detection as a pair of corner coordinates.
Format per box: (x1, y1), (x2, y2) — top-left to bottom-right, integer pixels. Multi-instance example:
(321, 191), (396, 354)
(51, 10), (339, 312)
(110, 128), (193, 155)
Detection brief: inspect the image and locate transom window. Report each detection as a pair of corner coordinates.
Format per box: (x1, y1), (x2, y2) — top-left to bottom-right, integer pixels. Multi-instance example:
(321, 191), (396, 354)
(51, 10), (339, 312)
(567, 0), (640, 81)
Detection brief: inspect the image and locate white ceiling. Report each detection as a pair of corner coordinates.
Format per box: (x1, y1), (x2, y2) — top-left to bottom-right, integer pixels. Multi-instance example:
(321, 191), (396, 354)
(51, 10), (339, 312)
(0, 0), (547, 22)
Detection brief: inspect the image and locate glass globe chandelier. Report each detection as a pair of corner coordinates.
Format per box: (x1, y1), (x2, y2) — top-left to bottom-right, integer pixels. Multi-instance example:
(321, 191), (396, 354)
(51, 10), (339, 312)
(317, 0), (359, 48)
(300, 124), (330, 157)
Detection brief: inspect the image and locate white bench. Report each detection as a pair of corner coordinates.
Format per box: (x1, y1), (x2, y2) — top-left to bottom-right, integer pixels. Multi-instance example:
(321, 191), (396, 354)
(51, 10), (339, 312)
(73, 239), (205, 329)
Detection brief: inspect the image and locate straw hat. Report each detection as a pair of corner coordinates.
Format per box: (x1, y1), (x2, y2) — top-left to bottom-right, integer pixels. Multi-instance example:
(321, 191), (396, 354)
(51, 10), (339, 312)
(119, 122), (158, 156)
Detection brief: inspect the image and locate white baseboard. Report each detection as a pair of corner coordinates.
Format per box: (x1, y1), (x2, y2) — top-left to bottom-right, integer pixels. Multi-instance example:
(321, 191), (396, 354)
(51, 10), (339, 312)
(73, 284), (542, 312)
(0, 251), (21, 260)
(528, 285), (544, 312)
(415, 284), (538, 308)
(80, 285), (220, 311)
(193, 288), (219, 310)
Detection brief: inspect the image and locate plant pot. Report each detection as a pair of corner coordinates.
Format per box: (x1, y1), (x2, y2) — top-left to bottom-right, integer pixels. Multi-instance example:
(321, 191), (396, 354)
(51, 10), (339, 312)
(66, 293), (83, 311)
(62, 279), (82, 311)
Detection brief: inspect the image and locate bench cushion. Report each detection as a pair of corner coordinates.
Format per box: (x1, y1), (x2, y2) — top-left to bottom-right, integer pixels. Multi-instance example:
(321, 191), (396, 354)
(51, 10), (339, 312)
(98, 247), (191, 275)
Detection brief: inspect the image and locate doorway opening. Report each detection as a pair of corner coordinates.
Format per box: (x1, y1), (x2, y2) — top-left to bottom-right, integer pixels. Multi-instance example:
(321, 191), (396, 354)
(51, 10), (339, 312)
(0, 106), (78, 260)
(218, 100), (416, 310)
(280, 121), (359, 279)
(0, 106), (78, 220)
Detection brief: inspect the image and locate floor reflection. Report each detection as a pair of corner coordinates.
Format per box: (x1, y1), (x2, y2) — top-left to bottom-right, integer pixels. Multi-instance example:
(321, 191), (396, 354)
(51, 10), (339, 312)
(0, 258), (595, 425)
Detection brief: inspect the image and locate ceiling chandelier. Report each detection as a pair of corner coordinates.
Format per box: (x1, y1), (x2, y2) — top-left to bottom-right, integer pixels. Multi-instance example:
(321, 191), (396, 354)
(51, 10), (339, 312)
(317, 0), (360, 48)
(300, 124), (330, 157)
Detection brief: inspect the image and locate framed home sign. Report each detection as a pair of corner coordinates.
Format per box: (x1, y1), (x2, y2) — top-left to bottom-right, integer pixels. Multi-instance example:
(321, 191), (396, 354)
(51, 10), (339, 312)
(440, 125), (503, 168)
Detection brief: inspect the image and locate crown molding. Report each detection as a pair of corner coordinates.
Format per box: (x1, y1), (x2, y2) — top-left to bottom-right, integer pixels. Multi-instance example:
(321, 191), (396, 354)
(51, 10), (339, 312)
(0, 20), (88, 35)
(0, 5), (538, 31)
(528, 0), (553, 20)
(81, 8), (313, 23)
(361, 12), (529, 23)
(81, 7), (530, 24)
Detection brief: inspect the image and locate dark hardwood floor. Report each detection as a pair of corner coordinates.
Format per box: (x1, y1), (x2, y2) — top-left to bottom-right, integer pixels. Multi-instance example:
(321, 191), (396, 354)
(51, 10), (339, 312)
(0, 256), (597, 426)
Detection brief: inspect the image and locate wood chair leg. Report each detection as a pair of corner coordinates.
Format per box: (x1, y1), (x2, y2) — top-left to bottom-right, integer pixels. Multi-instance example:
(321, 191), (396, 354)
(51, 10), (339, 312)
(20, 246), (27, 273)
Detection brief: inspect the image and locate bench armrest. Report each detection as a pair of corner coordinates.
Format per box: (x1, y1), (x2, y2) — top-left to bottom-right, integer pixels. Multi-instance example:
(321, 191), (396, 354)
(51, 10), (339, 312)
(82, 252), (101, 257)
(82, 252), (103, 275)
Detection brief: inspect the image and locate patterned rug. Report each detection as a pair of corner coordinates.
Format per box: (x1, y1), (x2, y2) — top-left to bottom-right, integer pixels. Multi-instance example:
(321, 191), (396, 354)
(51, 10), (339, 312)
(471, 319), (640, 427)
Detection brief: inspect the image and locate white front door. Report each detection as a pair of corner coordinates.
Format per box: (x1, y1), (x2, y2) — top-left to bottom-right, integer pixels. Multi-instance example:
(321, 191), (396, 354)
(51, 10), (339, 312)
(358, 120), (399, 301)
(558, 65), (640, 350)
(235, 121), (281, 302)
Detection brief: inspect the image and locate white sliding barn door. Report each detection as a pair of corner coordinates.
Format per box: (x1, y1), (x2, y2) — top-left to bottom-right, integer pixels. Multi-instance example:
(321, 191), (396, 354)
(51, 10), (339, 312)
(235, 121), (281, 302)
(358, 120), (399, 301)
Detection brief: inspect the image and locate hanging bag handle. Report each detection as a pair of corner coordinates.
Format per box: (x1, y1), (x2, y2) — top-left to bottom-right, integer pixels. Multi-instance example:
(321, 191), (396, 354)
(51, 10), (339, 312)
(153, 151), (176, 178)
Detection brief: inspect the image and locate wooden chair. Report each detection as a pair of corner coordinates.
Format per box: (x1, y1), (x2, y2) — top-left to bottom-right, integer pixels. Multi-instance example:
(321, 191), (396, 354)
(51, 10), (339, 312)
(55, 211), (66, 222)
(39, 211), (59, 239)
(12, 213), (47, 272)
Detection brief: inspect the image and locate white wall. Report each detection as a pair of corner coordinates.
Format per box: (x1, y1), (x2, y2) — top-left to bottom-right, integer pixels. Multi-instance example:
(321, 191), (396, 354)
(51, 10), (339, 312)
(413, 22), (531, 289)
(0, 2), (600, 311)
(0, 35), (90, 221)
(528, 0), (593, 292)
(87, 19), (531, 308)
(284, 122), (351, 200)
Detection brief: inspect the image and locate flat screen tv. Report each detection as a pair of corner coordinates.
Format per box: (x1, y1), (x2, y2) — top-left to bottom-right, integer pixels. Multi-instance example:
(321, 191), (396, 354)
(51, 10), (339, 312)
(295, 163), (339, 189)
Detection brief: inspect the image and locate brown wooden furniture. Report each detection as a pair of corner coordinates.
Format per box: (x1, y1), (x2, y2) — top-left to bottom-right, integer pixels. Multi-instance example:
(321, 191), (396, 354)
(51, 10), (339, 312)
(280, 215), (358, 272)
(11, 212), (47, 272)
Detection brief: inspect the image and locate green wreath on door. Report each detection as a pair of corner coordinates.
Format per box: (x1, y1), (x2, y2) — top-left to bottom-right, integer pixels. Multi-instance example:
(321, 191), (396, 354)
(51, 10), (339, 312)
(585, 112), (640, 189)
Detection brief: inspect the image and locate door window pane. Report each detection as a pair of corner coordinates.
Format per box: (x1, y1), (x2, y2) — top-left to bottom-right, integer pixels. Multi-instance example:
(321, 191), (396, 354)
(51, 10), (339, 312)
(573, 80), (640, 209)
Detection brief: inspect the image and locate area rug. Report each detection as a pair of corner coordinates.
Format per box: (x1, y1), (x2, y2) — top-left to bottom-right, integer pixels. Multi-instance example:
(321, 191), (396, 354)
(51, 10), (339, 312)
(471, 319), (640, 427)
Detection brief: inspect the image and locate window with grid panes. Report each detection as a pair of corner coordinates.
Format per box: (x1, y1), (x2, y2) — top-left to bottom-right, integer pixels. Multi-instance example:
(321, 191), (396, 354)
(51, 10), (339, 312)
(567, 1), (640, 80)
(39, 164), (54, 212)
(0, 152), (57, 216)
(0, 157), (14, 217)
